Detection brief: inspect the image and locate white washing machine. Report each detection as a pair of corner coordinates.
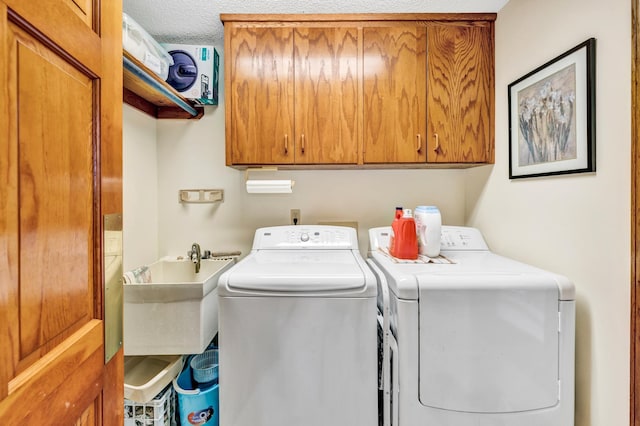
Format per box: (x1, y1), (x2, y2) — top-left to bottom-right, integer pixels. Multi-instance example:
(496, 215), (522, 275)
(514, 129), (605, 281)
(368, 226), (575, 426)
(217, 225), (378, 426)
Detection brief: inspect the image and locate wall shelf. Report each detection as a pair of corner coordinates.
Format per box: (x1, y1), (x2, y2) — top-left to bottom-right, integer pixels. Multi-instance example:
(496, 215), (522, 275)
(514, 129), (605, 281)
(122, 51), (204, 119)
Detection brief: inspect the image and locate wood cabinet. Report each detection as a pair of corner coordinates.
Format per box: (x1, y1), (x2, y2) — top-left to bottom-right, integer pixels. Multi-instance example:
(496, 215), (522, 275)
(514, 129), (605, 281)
(226, 26), (294, 164)
(225, 24), (359, 165)
(363, 25), (427, 163)
(294, 27), (359, 164)
(426, 21), (494, 163)
(221, 14), (495, 168)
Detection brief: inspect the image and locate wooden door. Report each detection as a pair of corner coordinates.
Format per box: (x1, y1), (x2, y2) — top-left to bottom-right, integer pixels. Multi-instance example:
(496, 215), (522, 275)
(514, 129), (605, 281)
(632, 1), (639, 424)
(426, 21), (494, 163)
(226, 25), (295, 165)
(0, 0), (123, 424)
(294, 27), (359, 164)
(363, 26), (427, 164)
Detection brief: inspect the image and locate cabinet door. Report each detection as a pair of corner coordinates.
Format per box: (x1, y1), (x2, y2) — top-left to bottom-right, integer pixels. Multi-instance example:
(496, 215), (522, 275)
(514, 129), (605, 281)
(227, 26), (294, 165)
(426, 21), (494, 163)
(363, 26), (427, 163)
(294, 27), (359, 164)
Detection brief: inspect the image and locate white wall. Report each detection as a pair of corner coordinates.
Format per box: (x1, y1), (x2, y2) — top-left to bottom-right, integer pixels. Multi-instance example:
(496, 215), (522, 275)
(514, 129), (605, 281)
(465, 0), (631, 424)
(123, 104), (159, 270)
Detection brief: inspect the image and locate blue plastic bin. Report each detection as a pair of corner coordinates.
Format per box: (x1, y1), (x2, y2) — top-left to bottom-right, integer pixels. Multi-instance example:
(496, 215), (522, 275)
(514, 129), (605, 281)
(173, 355), (219, 426)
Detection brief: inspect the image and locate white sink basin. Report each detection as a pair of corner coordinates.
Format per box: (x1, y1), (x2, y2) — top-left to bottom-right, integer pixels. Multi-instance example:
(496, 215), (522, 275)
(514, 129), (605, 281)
(148, 257), (229, 283)
(123, 257), (236, 356)
(125, 258), (233, 302)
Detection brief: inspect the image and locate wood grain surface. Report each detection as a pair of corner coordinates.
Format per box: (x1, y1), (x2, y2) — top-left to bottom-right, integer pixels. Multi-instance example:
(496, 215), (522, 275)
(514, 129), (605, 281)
(363, 26), (427, 163)
(0, 0), (123, 423)
(294, 27), (359, 164)
(228, 25), (295, 164)
(426, 21), (494, 163)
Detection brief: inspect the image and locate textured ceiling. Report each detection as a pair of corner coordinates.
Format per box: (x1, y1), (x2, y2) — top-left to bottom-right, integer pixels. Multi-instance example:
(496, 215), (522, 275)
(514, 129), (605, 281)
(123, 0), (509, 46)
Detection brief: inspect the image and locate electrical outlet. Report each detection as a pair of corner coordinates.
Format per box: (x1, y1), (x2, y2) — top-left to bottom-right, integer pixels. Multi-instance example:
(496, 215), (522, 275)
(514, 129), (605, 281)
(290, 209), (301, 225)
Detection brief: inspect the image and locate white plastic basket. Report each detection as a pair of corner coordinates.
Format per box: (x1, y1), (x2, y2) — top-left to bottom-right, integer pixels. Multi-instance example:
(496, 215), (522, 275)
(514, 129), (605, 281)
(124, 383), (176, 426)
(124, 355), (183, 404)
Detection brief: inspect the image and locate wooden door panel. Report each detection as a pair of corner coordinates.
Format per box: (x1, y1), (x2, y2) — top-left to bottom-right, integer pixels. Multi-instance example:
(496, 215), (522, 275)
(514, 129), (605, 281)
(4, 0), (101, 73)
(294, 27), (359, 164)
(0, 1), (13, 406)
(228, 26), (294, 164)
(426, 22), (494, 163)
(0, 0), (123, 423)
(16, 31), (94, 370)
(68, 0), (93, 27)
(75, 404), (97, 426)
(363, 26), (427, 163)
(1, 321), (103, 424)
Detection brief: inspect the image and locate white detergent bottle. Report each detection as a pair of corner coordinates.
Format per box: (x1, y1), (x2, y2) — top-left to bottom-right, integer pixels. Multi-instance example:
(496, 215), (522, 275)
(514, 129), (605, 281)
(414, 206), (441, 257)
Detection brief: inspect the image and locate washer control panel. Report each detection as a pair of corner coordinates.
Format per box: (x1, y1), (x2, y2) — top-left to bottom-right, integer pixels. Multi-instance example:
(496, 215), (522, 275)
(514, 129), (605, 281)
(253, 225), (357, 250)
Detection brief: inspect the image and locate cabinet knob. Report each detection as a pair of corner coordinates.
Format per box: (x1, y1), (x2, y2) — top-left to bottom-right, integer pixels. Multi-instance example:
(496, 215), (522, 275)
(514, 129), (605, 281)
(434, 133), (441, 153)
(301, 134), (305, 154)
(416, 134), (422, 152)
(284, 134), (289, 154)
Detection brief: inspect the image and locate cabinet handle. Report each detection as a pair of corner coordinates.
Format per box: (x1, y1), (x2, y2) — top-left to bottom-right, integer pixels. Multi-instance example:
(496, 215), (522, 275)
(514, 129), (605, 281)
(301, 134), (305, 154)
(284, 134), (289, 154)
(416, 134), (422, 152)
(434, 133), (440, 153)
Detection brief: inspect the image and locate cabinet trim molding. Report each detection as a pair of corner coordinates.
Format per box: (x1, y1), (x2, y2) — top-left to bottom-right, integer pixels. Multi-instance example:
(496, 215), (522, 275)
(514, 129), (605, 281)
(221, 13), (497, 23)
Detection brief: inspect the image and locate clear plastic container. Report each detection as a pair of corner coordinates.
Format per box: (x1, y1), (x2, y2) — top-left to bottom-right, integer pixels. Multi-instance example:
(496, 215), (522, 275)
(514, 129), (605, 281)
(415, 206), (442, 257)
(190, 349), (219, 388)
(122, 12), (173, 80)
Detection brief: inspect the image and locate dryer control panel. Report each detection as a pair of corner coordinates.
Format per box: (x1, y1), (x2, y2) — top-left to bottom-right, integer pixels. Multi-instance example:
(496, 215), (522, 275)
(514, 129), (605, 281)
(440, 226), (489, 251)
(368, 226), (489, 252)
(252, 225), (358, 250)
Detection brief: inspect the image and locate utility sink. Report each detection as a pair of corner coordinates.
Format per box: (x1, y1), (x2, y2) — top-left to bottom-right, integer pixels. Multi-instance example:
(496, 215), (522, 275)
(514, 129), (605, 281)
(149, 257), (228, 282)
(124, 257), (235, 356)
(125, 258), (232, 302)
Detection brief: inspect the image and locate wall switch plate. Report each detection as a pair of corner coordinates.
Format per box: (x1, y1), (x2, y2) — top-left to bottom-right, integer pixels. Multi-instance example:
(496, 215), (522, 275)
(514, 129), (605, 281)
(290, 209), (301, 225)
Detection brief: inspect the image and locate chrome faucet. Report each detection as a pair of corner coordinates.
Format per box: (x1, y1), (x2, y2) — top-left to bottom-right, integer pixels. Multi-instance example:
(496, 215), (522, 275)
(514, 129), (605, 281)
(190, 243), (202, 273)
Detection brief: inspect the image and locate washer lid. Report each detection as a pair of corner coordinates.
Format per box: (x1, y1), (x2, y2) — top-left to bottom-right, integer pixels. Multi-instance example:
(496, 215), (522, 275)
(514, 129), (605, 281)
(222, 250), (371, 294)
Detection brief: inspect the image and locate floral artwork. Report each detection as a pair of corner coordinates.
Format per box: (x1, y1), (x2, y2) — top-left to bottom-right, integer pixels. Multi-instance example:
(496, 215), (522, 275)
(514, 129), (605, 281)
(517, 64), (576, 166)
(508, 38), (595, 179)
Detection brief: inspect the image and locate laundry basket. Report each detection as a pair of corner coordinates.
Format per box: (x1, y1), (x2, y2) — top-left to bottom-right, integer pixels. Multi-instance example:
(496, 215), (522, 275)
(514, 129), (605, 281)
(174, 352), (219, 426)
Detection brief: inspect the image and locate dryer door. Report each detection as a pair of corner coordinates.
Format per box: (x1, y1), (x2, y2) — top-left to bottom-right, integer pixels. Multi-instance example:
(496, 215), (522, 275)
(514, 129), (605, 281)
(418, 274), (559, 413)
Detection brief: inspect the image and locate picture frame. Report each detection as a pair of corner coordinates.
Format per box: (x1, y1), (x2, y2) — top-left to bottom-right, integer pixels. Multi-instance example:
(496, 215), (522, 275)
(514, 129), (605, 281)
(508, 38), (596, 179)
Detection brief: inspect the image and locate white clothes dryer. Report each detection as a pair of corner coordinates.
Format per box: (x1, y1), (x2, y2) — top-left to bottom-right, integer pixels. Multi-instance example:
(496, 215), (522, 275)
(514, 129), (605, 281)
(218, 225), (378, 426)
(369, 226), (575, 426)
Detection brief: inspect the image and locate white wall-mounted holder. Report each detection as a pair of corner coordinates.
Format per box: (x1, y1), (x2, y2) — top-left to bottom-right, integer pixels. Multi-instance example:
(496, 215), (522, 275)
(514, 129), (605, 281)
(179, 189), (224, 204)
(244, 167), (295, 194)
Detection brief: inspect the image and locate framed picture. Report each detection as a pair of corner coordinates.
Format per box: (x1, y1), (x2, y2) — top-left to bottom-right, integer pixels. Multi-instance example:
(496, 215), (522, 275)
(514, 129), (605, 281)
(508, 38), (596, 179)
